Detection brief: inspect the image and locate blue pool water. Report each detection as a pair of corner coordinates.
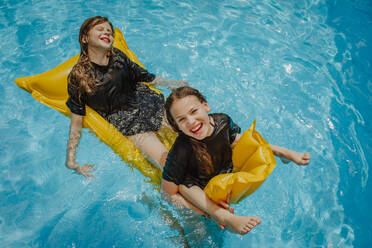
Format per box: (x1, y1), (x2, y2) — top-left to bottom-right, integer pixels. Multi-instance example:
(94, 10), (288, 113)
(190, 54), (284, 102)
(1, 0), (371, 247)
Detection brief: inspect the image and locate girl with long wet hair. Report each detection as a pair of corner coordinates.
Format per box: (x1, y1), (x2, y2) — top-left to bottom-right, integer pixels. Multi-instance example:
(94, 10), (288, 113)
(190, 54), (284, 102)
(66, 16), (186, 177)
(161, 86), (311, 235)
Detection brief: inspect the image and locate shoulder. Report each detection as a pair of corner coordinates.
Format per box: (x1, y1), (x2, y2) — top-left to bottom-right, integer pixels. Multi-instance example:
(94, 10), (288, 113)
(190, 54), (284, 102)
(112, 48), (128, 60)
(210, 113), (240, 137)
(111, 48), (132, 68)
(210, 113), (231, 125)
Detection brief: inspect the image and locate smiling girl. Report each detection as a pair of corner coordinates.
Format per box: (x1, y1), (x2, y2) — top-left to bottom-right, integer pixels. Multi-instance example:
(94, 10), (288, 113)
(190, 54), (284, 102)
(161, 86), (310, 235)
(66, 16), (187, 177)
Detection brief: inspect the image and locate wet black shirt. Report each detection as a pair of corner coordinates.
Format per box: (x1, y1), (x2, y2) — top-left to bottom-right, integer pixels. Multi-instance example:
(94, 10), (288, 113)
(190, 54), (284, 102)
(162, 113), (241, 189)
(66, 47), (156, 115)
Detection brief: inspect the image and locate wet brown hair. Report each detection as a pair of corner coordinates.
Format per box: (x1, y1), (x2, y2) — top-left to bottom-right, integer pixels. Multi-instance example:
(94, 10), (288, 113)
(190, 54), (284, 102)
(68, 16), (114, 97)
(165, 87), (214, 175)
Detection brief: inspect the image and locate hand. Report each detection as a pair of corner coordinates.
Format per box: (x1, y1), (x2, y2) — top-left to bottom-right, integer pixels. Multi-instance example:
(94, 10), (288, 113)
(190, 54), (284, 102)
(168, 80), (188, 90)
(75, 164), (95, 179)
(152, 77), (188, 89)
(216, 192), (234, 230)
(176, 80), (188, 87)
(218, 191), (234, 211)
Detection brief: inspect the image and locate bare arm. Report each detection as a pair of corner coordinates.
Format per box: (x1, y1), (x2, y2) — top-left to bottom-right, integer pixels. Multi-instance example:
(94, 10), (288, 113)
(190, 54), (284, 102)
(66, 113), (95, 178)
(270, 144), (311, 165)
(233, 133), (310, 165)
(150, 76), (188, 90)
(161, 179), (207, 215)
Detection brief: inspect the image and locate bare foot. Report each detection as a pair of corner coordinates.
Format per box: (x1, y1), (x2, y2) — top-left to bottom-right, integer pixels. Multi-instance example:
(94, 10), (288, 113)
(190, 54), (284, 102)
(224, 214), (261, 235)
(281, 151), (310, 166)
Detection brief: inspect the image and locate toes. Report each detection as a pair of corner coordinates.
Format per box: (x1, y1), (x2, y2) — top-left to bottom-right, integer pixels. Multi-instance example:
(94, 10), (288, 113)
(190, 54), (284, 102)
(241, 226), (251, 235)
(252, 217), (261, 225)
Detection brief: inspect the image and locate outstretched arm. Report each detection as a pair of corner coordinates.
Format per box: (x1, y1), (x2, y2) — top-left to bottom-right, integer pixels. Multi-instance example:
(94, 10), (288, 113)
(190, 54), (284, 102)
(151, 76), (188, 90)
(270, 145), (310, 165)
(231, 134), (310, 165)
(66, 113), (95, 178)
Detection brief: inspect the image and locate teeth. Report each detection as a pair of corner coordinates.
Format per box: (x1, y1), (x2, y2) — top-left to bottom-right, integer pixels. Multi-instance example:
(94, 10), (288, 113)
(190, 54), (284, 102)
(191, 123), (201, 132)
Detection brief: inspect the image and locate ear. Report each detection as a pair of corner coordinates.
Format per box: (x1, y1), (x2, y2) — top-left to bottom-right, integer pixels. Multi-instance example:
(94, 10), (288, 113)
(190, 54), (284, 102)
(202, 102), (211, 113)
(82, 35), (88, 44)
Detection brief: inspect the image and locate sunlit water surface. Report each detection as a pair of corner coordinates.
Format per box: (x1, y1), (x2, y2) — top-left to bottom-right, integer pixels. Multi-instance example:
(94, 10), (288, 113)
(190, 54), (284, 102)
(0, 0), (371, 247)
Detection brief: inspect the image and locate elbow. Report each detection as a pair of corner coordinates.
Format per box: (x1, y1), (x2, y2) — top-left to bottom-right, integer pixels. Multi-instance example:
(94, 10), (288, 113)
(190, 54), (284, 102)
(161, 190), (180, 205)
(65, 160), (78, 170)
(161, 191), (171, 202)
(160, 185), (178, 202)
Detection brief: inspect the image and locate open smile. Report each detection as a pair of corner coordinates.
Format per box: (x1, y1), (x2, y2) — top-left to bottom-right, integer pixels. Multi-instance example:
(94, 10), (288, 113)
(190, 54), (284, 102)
(100, 37), (110, 43)
(190, 123), (203, 134)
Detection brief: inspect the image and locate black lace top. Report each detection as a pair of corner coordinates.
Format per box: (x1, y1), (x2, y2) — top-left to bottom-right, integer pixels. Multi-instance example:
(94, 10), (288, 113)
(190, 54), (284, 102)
(66, 48), (165, 136)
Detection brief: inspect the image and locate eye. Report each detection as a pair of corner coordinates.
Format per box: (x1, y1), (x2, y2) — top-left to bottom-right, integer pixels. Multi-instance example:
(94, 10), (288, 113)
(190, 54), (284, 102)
(191, 109), (198, 114)
(178, 117), (185, 123)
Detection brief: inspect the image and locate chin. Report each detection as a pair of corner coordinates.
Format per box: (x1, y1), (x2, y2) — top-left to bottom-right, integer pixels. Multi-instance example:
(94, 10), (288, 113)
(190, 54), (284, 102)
(193, 132), (207, 140)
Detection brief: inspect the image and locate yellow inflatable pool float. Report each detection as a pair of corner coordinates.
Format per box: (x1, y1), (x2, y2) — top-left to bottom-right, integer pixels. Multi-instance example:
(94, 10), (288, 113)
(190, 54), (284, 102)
(14, 28), (276, 203)
(204, 121), (276, 203)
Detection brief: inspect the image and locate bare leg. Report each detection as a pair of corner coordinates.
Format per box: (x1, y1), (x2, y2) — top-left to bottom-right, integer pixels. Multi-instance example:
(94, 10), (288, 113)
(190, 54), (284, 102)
(129, 132), (168, 169)
(179, 185), (261, 235)
(270, 145), (310, 165)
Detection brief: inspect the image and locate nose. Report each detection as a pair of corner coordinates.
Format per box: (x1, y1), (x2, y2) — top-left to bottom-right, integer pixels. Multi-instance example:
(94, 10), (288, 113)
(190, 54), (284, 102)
(104, 29), (112, 36)
(185, 115), (196, 127)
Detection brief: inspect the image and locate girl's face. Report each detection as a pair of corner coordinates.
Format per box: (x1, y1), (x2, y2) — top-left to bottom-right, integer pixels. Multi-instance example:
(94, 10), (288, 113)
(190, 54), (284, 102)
(84, 22), (113, 51)
(170, 95), (213, 140)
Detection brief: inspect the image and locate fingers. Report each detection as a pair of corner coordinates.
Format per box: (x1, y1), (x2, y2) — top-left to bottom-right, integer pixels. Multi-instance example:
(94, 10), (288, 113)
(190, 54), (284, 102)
(180, 80), (188, 86)
(218, 200), (229, 209)
(82, 173), (95, 179)
(229, 206), (234, 214)
(226, 191), (231, 204)
(303, 152), (311, 162)
(168, 80), (188, 89)
(75, 164), (96, 179)
(218, 191), (233, 209)
(299, 153), (311, 165)
(82, 164), (95, 171)
(218, 224), (225, 230)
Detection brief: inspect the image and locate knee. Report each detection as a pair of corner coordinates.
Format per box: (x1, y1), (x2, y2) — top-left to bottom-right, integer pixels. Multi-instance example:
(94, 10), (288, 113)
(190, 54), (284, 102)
(159, 151), (168, 168)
